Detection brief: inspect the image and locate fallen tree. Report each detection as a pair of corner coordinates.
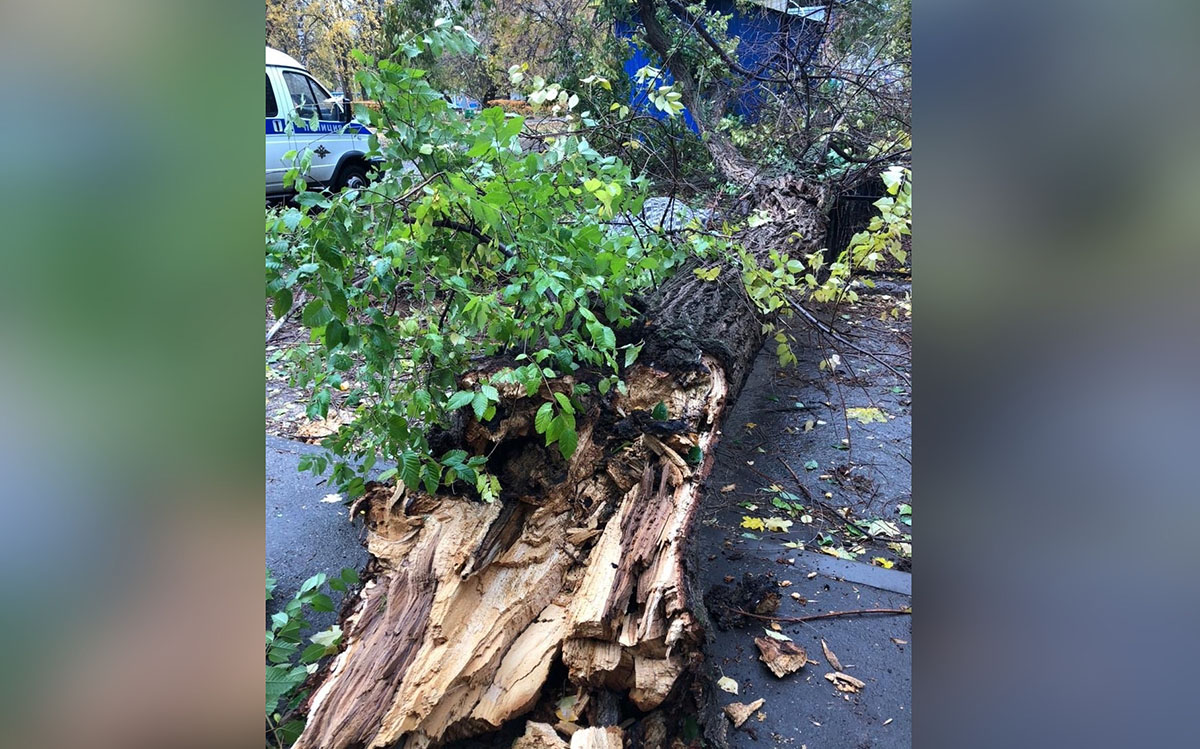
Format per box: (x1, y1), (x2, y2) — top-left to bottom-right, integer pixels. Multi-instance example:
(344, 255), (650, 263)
(290, 180), (826, 749)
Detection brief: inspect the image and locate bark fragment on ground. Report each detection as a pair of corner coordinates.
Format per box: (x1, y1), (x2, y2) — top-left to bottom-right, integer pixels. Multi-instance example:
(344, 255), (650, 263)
(293, 191), (826, 749)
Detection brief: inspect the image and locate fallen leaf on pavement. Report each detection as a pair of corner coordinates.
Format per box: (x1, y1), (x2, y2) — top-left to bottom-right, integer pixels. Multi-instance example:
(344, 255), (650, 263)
(865, 519), (902, 538)
(846, 407), (888, 424)
(890, 638), (908, 646)
(764, 516), (793, 532)
(818, 546), (856, 560)
(717, 676), (739, 695)
(821, 639), (843, 671)
(761, 628), (792, 642)
(741, 516), (765, 531)
(871, 557), (895, 569)
(888, 542), (912, 557)
(755, 636), (809, 677)
(723, 698), (765, 727)
(824, 672), (865, 693)
(320, 493), (343, 503)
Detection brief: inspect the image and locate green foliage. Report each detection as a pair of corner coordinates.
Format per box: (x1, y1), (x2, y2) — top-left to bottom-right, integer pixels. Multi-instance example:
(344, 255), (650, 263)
(267, 24), (698, 500)
(808, 166), (911, 303)
(265, 567), (359, 747)
(731, 167), (912, 366)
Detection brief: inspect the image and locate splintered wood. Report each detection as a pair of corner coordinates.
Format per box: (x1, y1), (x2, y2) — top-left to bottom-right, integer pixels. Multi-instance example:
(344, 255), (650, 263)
(294, 359), (729, 749)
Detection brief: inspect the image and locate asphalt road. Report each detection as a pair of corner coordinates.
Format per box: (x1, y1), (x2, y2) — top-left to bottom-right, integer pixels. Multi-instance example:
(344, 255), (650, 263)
(265, 435), (369, 635)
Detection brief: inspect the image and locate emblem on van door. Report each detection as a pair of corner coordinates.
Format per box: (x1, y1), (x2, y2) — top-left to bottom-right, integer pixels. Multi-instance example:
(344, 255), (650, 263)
(314, 145), (330, 157)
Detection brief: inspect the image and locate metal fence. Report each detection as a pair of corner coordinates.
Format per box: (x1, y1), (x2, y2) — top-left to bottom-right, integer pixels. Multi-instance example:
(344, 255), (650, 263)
(824, 177), (887, 254)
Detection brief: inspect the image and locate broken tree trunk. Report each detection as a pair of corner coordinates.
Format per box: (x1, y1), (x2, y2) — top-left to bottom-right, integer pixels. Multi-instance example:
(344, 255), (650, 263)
(293, 188), (826, 749)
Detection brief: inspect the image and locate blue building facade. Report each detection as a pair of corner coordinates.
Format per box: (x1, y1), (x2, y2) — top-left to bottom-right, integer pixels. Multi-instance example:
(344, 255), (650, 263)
(615, 1), (830, 132)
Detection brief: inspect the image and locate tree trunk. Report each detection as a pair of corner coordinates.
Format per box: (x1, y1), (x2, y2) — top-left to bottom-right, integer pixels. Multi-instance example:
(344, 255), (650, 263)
(292, 193), (826, 749)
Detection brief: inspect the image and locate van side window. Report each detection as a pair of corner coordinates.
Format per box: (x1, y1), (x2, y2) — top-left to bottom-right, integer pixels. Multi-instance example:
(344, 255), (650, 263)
(283, 70), (342, 121)
(266, 74), (278, 117)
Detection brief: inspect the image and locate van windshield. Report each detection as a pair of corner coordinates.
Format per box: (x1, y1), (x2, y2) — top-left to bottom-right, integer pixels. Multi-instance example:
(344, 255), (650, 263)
(283, 70), (341, 121)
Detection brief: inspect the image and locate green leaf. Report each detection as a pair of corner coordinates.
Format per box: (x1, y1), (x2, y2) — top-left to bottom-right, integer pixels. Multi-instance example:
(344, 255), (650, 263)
(265, 665), (307, 713)
(535, 402), (554, 434)
(311, 625), (342, 649)
(465, 391), (485, 421)
(651, 401), (668, 420)
(276, 719), (306, 746)
(399, 450), (420, 489)
(301, 299), (332, 328)
(309, 593), (335, 612)
(553, 391), (574, 415)
(446, 391), (475, 411)
(804, 460), (819, 470)
(300, 643), (328, 664)
(298, 573), (326, 595)
(272, 289), (293, 320)
(558, 427), (579, 460)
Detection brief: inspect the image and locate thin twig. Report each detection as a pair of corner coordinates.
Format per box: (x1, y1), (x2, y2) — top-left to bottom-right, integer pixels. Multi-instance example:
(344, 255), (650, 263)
(787, 296), (911, 384)
(725, 605), (911, 624)
(266, 295), (304, 344)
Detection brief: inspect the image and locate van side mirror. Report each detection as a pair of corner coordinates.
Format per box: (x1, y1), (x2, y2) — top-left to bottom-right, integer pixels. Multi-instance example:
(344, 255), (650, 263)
(341, 98), (353, 124)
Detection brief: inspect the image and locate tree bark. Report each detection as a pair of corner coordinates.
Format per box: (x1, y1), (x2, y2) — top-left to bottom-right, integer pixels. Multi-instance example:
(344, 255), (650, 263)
(292, 193), (826, 749)
(635, 0), (762, 188)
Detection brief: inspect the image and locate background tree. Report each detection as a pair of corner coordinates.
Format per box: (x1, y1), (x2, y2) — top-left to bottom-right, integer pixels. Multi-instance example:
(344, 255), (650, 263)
(620, 0), (911, 197)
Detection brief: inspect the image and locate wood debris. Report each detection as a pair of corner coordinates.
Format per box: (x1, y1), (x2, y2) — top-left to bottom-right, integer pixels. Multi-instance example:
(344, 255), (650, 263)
(824, 671), (866, 693)
(724, 698), (766, 728)
(754, 636), (808, 677)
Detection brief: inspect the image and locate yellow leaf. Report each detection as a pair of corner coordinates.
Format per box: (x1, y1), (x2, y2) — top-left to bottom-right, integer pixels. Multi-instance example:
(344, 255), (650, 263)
(741, 516), (765, 531)
(871, 557), (895, 569)
(764, 517), (793, 532)
(717, 675), (739, 694)
(846, 407), (888, 424)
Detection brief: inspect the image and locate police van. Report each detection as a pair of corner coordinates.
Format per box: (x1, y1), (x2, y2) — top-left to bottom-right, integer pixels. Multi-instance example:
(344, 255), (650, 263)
(266, 46), (375, 197)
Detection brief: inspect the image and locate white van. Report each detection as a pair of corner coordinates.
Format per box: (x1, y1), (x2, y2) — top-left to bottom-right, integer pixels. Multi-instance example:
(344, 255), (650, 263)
(266, 46), (376, 198)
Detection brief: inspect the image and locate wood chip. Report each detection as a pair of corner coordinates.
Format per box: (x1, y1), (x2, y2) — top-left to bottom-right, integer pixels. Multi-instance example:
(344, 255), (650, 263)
(569, 726), (622, 749)
(723, 698), (765, 727)
(514, 722), (569, 749)
(721, 484), (737, 493)
(891, 637), (908, 646)
(824, 671), (865, 693)
(821, 639), (843, 671)
(754, 636), (808, 677)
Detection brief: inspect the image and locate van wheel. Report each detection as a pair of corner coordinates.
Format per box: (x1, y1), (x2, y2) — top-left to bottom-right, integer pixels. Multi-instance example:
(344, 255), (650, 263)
(334, 161), (370, 191)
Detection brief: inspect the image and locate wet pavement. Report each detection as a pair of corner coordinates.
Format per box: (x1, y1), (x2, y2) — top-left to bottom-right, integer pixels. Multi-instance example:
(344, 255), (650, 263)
(265, 434), (369, 634)
(697, 290), (912, 748)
